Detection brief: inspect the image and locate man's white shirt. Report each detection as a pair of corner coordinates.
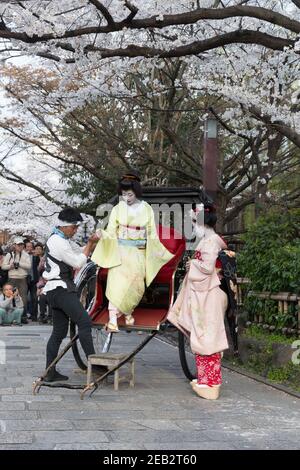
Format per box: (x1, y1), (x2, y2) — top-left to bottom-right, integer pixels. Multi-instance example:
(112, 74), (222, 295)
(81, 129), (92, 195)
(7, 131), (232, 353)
(43, 234), (87, 293)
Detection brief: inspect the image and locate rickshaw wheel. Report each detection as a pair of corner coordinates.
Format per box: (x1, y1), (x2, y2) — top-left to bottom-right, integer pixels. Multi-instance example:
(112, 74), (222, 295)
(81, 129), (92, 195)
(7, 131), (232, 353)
(178, 331), (197, 381)
(71, 272), (113, 370)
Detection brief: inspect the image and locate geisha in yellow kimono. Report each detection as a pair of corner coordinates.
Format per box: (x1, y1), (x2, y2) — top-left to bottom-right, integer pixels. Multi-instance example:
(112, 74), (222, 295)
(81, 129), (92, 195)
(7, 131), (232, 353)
(91, 173), (174, 332)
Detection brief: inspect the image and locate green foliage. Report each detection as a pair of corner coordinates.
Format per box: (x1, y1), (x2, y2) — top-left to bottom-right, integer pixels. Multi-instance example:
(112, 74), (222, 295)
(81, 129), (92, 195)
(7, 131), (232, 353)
(238, 208), (300, 293)
(242, 325), (295, 345)
(227, 327), (300, 392)
(244, 297), (298, 329)
(267, 364), (294, 383)
(61, 165), (115, 214)
(238, 209), (300, 328)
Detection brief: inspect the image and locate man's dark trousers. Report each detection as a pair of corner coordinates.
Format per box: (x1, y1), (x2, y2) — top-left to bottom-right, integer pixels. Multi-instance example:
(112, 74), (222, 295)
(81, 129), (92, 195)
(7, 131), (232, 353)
(46, 287), (95, 368)
(27, 279), (38, 320)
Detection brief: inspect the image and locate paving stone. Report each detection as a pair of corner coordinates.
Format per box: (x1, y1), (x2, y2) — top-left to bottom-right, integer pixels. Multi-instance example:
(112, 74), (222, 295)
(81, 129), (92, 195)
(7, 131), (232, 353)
(33, 430), (109, 444)
(1, 394), (63, 402)
(0, 402), (26, 411)
(174, 419), (256, 431)
(144, 441), (236, 450)
(0, 411), (39, 420)
(0, 432), (33, 444)
(107, 430), (210, 444)
(72, 419), (152, 431)
(4, 419), (74, 431)
(53, 443), (104, 450)
(0, 324), (300, 450)
(0, 444), (53, 450)
(0, 388), (14, 394)
(202, 428), (282, 448)
(53, 443), (146, 450)
(40, 410), (147, 420)
(131, 419), (183, 431)
(27, 401), (99, 411)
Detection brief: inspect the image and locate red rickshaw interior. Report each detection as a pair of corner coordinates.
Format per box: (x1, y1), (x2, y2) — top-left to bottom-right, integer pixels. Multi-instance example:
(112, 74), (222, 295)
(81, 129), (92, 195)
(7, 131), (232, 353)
(90, 225), (186, 330)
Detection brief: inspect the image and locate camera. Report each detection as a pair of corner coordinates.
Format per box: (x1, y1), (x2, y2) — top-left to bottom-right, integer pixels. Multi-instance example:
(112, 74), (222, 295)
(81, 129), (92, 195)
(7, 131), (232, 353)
(12, 287), (17, 293)
(13, 262), (19, 269)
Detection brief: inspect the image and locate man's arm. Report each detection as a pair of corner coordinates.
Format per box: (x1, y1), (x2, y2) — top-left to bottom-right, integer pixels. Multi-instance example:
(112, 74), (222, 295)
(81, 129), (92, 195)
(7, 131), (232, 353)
(60, 234), (100, 269)
(1, 254), (13, 271)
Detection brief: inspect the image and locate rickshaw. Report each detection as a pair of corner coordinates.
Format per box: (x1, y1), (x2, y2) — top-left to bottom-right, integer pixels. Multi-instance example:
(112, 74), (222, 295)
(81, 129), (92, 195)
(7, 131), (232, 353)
(33, 188), (238, 398)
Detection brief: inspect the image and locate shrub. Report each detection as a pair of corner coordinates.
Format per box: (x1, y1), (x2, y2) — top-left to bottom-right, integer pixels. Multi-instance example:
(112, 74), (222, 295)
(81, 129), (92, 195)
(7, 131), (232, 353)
(238, 208), (300, 293)
(238, 209), (300, 328)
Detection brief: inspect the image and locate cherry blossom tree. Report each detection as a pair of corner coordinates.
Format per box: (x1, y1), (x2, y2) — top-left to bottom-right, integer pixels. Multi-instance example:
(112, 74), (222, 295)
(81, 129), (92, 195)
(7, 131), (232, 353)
(0, 60), (299, 232)
(0, 0), (299, 143)
(0, 1), (299, 232)
(0, 141), (95, 239)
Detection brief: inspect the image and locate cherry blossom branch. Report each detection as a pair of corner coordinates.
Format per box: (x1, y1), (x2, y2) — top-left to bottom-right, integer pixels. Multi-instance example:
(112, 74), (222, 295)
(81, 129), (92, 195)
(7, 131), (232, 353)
(33, 30), (296, 64)
(89, 1), (116, 27)
(224, 194), (256, 224)
(123, 1), (138, 23)
(291, 0), (300, 9)
(0, 5), (299, 42)
(248, 105), (300, 148)
(0, 161), (63, 206)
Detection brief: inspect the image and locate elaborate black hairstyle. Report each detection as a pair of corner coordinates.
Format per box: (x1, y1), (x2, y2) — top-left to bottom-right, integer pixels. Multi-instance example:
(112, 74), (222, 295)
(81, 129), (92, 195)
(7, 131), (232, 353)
(193, 190), (217, 228)
(117, 171), (143, 198)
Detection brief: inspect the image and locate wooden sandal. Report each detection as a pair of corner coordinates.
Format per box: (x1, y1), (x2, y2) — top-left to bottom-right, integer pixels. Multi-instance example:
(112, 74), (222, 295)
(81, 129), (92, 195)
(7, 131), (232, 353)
(105, 322), (119, 333)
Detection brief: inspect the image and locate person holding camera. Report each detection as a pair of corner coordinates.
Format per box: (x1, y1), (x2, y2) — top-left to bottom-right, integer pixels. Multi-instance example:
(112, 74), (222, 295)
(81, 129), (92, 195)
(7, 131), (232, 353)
(1, 237), (31, 324)
(0, 284), (24, 326)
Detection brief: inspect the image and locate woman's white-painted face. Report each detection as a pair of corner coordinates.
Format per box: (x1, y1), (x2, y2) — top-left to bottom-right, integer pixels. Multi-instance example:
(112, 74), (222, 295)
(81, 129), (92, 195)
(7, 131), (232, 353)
(122, 190), (137, 206)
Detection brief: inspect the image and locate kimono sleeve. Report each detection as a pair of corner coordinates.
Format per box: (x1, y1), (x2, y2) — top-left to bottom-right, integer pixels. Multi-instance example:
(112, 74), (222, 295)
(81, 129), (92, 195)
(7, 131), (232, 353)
(91, 206), (121, 268)
(190, 238), (219, 276)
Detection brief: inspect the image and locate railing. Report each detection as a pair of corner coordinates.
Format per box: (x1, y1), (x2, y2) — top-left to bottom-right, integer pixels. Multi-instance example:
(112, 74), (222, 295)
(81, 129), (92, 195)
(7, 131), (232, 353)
(237, 277), (300, 336)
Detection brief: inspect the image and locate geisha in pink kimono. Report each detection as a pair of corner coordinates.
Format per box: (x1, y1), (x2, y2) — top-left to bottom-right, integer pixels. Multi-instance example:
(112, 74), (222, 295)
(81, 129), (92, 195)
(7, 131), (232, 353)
(167, 198), (228, 400)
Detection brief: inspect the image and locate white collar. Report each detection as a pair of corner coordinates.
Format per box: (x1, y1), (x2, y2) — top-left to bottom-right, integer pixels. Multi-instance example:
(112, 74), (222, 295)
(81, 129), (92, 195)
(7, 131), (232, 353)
(123, 200), (144, 213)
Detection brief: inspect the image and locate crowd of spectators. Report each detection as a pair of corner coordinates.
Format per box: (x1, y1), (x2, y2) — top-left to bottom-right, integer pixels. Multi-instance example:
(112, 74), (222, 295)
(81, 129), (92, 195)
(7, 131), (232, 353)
(0, 237), (51, 326)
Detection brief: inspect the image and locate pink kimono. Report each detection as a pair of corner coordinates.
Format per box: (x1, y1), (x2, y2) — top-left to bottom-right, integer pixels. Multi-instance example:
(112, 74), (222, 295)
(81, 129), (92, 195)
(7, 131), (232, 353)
(167, 227), (228, 386)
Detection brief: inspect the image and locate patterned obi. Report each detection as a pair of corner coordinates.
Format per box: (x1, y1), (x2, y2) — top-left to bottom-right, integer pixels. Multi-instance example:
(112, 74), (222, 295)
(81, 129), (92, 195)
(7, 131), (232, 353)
(117, 223), (146, 250)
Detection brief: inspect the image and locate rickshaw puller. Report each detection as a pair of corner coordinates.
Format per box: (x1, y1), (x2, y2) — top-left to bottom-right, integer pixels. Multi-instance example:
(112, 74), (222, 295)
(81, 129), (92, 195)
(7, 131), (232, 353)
(42, 208), (102, 382)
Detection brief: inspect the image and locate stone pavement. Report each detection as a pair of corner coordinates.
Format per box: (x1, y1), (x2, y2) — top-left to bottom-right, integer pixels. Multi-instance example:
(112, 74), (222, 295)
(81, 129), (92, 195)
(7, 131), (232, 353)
(0, 324), (299, 450)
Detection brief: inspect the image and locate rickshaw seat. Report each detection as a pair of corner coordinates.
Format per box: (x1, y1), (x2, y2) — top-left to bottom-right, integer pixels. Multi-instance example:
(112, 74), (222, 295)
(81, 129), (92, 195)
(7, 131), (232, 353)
(90, 225), (186, 329)
(153, 225), (185, 284)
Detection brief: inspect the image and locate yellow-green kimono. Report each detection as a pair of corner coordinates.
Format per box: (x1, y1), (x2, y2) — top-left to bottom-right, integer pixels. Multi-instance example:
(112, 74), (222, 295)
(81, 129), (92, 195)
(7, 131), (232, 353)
(91, 200), (174, 315)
